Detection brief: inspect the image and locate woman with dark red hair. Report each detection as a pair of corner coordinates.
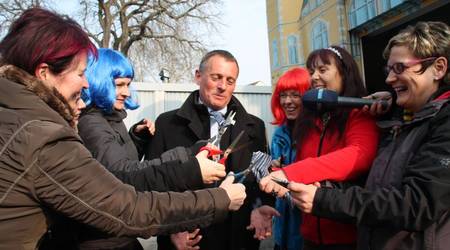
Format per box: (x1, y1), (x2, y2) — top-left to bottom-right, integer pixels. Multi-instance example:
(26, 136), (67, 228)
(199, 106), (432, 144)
(270, 67), (310, 250)
(0, 8), (245, 250)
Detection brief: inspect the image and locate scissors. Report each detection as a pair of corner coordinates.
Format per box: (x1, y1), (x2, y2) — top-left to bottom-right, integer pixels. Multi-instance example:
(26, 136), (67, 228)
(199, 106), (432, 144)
(199, 130), (247, 166)
(215, 111), (236, 145)
(270, 176), (295, 208)
(271, 176), (290, 188)
(228, 165), (252, 183)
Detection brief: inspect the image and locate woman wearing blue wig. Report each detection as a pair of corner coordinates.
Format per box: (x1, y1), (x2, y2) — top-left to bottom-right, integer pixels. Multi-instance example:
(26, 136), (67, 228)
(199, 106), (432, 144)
(76, 48), (228, 249)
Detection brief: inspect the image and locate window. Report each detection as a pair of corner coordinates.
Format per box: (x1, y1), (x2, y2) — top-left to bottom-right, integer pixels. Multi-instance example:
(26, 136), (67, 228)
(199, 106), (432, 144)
(302, 0), (311, 16)
(312, 21), (328, 50)
(287, 36), (299, 64)
(381, 0), (404, 12)
(349, 0), (376, 28)
(302, 0), (327, 16)
(272, 40), (279, 67)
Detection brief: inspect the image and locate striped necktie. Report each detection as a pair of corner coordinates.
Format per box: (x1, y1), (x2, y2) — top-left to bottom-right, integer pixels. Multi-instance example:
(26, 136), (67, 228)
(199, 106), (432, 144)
(210, 110), (225, 127)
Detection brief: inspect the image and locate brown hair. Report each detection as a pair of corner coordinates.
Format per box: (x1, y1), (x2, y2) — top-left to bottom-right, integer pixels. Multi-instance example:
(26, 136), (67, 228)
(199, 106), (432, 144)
(198, 50), (239, 74)
(383, 21), (449, 85)
(295, 46), (367, 143)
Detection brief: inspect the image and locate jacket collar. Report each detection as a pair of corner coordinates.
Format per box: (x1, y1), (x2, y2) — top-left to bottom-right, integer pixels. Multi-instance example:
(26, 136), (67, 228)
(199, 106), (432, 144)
(83, 106), (127, 122)
(377, 87), (450, 129)
(0, 65), (76, 128)
(176, 91), (209, 139)
(176, 90), (256, 139)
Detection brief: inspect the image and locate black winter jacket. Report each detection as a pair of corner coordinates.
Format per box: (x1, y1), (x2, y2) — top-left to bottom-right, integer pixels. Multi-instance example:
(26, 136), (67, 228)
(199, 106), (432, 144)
(312, 88), (450, 250)
(78, 107), (204, 192)
(146, 90), (272, 250)
(74, 107), (207, 249)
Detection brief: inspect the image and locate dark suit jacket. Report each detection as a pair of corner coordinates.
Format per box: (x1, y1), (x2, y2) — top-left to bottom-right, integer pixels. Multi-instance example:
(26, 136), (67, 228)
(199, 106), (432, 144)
(146, 90), (273, 250)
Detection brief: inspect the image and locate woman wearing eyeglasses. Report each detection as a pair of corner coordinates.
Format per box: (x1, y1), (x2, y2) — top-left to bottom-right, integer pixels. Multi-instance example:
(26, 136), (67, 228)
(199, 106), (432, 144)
(269, 67), (310, 250)
(261, 46), (380, 250)
(281, 21), (450, 250)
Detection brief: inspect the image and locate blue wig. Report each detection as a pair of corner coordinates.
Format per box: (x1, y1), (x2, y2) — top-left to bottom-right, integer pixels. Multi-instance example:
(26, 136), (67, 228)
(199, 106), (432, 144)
(83, 48), (139, 113)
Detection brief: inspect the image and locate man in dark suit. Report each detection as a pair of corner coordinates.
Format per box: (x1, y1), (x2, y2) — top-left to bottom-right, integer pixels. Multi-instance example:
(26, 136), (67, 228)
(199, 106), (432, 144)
(146, 50), (276, 250)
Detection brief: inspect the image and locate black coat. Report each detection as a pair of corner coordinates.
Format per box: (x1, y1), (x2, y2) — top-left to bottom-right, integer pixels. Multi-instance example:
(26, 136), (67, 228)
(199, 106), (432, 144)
(78, 107), (204, 192)
(146, 90), (273, 250)
(312, 88), (450, 250)
(74, 107), (206, 250)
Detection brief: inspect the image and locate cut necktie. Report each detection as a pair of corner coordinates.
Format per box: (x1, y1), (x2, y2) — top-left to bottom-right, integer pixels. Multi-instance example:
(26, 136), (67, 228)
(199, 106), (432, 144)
(209, 110), (225, 126)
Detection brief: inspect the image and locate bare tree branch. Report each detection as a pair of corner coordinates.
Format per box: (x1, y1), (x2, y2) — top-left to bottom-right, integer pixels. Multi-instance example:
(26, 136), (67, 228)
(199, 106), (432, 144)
(0, 0), (55, 36)
(0, 0), (223, 83)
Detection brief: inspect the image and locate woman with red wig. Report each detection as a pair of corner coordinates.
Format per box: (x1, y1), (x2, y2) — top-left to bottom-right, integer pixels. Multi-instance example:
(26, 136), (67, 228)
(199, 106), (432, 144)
(270, 67), (310, 250)
(261, 46), (379, 250)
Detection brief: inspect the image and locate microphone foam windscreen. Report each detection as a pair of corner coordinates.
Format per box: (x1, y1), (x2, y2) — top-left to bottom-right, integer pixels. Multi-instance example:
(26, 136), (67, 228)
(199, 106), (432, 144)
(302, 89), (338, 111)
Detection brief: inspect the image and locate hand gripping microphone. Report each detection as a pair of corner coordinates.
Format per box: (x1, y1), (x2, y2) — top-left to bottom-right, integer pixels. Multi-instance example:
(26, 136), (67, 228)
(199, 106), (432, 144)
(302, 89), (388, 112)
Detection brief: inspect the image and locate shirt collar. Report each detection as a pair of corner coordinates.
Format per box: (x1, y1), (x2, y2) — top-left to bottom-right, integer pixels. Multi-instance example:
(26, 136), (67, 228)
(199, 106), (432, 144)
(198, 96), (227, 115)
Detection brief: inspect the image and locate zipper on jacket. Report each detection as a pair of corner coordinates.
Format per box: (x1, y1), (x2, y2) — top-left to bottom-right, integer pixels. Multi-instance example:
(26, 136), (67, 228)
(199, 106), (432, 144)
(379, 125), (401, 183)
(367, 125), (400, 250)
(316, 112), (331, 245)
(317, 112), (331, 156)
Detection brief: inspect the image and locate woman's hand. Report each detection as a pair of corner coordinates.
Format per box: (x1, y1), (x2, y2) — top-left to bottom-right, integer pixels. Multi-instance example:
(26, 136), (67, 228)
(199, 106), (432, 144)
(259, 170), (290, 198)
(219, 174), (247, 211)
(362, 91), (392, 116)
(134, 118), (155, 135)
(170, 229), (202, 250)
(195, 149), (226, 184)
(288, 182), (318, 213)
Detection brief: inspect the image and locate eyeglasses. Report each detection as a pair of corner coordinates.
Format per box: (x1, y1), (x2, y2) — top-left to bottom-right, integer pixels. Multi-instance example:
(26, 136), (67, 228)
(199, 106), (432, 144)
(384, 57), (436, 75)
(279, 92), (301, 100)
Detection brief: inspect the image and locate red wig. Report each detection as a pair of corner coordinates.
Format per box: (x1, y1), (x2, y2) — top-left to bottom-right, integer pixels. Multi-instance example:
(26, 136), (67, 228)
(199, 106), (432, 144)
(0, 8), (97, 75)
(271, 67), (311, 126)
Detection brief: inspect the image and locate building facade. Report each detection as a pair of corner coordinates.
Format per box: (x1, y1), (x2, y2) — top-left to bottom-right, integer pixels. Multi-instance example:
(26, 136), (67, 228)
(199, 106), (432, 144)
(266, 0), (449, 91)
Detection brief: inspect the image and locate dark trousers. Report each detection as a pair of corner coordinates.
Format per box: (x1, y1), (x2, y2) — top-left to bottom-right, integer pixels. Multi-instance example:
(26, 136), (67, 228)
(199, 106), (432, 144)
(303, 240), (355, 250)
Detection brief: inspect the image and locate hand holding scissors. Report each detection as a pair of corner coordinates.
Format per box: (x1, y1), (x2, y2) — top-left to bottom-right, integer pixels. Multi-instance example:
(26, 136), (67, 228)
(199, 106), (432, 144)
(199, 130), (246, 166)
(199, 131), (253, 183)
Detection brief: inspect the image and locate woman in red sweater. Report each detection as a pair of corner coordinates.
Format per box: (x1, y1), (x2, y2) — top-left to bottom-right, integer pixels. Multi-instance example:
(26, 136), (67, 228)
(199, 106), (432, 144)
(262, 46), (379, 250)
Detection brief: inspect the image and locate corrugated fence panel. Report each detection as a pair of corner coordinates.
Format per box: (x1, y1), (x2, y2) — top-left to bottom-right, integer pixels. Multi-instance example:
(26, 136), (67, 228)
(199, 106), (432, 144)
(164, 91), (193, 112)
(233, 92), (274, 142)
(123, 83), (275, 143)
(125, 89), (156, 128)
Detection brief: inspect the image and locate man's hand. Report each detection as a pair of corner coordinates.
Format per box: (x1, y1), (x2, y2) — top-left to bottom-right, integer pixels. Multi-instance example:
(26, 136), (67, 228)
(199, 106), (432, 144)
(134, 118), (155, 135)
(246, 205), (280, 240)
(195, 149), (226, 184)
(288, 182), (318, 213)
(259, 171), (290, 198)
(219, 174), (246, 211)
(170, 229), (202, 250)
(362, 91), (392, 116)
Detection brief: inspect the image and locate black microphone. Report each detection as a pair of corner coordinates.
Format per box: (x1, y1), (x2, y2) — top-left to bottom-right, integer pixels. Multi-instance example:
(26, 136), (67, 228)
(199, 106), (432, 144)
(302, 89), (388, 111)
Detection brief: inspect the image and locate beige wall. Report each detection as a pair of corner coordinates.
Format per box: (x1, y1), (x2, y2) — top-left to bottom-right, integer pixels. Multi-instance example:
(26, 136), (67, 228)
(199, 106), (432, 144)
(267, 0), (303, 84)
(268, 0), (355, 86)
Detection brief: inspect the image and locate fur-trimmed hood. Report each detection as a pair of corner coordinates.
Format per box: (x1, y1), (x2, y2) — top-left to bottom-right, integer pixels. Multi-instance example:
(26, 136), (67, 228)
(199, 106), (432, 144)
(0, 64), (76, 128)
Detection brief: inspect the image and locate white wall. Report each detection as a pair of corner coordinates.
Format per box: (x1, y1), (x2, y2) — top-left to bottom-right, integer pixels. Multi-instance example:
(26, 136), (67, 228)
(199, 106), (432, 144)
(124, 83), (275, 142)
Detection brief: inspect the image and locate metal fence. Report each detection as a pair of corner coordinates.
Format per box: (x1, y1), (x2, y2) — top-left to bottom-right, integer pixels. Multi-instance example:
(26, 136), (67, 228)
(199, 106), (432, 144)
(123, 83), (275, 142)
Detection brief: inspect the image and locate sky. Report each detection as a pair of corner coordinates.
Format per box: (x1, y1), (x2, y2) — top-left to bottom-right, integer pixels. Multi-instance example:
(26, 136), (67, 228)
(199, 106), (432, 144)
(54, 0), (271, 86)
(209, 0), (272, 85)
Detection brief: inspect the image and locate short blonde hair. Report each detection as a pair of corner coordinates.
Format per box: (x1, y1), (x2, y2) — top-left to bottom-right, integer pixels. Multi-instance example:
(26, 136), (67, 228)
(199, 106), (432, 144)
(383, 21), (449, 84)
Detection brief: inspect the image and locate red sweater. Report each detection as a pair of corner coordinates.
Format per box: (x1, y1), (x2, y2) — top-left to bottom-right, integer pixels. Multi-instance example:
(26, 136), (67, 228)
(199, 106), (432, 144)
(283, 109), (379, 245)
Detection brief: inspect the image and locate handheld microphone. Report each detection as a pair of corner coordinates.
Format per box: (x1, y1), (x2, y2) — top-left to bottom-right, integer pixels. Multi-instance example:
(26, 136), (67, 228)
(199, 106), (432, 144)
(302, 89), (388, 111)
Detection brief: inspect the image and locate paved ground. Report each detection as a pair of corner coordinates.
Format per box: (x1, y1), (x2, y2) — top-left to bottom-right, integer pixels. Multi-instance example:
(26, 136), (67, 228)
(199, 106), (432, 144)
(139, 236), (274, 250)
